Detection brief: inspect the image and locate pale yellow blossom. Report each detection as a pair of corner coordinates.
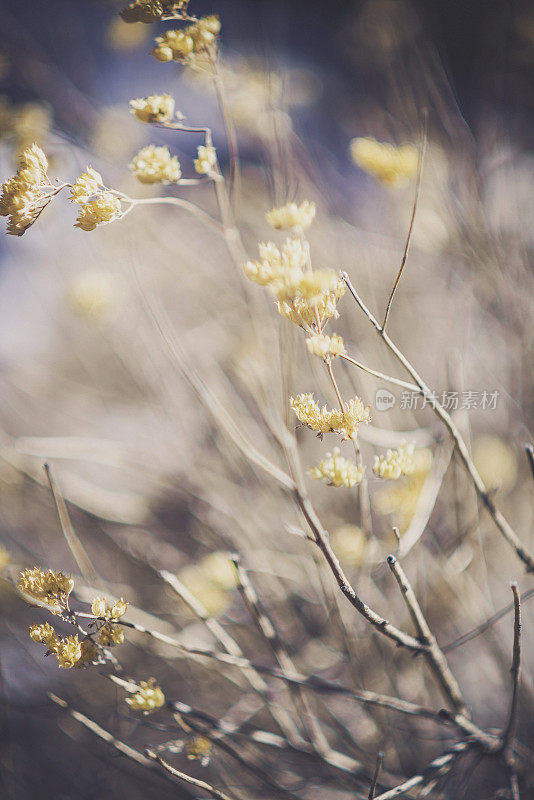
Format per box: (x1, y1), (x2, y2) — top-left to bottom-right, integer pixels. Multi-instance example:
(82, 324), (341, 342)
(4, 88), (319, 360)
(74, 191), (122, 231)
(375, 448), (433, 532)
(373, 442), (416, 480)
(243, 238), (337, 303)
(306, 333), (345, 358)
(290, 393), (370, 440)
(126, 680), (166, 711)
(350, 138), (418, 186)
(152, 16), (220, 63)
(29, 623), (82, 669)
(129, 93), (175, 124)
(0, 144), (53, 235)
(277, 279), (345, 328)
(70, 167), (104, 204)
(91, 596), (128, 620)
(194, 144), (217, 174)
(309, 447), (364, 487)
(17, 567), (74, 614)
(130, 144), (182, 184)
(266, 200), (316, 230)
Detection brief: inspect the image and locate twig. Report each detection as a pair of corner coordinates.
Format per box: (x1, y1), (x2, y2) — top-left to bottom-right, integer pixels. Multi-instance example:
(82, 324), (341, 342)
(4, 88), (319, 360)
(48, 693), (188, 790)
(342, 271), (534, 572)
(338, 353), (420, 392)
(43, 463), (101, 588)
(502, 583), (521, 754)
(386, 555), (469, 717)
(373, 738), (474, 800)
(382, 110), (428, 331)
(231, 556), (332, 757)
(158, 568), (303, 745)
(369, 751), (384, 800)
(443, 587), (534, 652)
(525, 444), (534, 482)
(145, 749), (236, 800)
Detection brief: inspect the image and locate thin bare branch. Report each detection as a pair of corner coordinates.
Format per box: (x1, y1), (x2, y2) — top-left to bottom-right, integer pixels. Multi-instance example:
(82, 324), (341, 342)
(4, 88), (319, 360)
(525, 444), (534, 482)
(369, 751), (384, 800)
(342, 271), (534, 572)
(387, 554), (469, 717)
(43, 462), (101, 588)
(145, 749), (236, 800)
(502, 583), (522, 753)
(382, 110), (428, 331)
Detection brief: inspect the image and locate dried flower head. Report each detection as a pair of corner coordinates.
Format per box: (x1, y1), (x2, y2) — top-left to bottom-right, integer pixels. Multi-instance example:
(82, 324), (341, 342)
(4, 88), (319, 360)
(74, 191), (122, 231)
(266, 200), (316, 230)
(0, 144), (53, 235)
(130, 144), (182, 184)
(187, 735), (212, 765)
(152, 16), (220, 63)
(121, 0), (189, 24)
(97, 624), (125, 647)
(17, 567), (74, 614)
(194, 144), (217, 175)
(350, 138), (418, 186)
(129, 93), (175, 124)
(309, 447), (364, 487)
(91, 596), (128, 620)
(70, 167), (104, 204)
(126, 679), (166, 711)
(277, 279), (345, 329)
(244, 238), (337, 303)
(290, 393), (371, 440)
(29, 623), (82, 669)
(306, 333), (346, 358)
(373, 441), (416, 480)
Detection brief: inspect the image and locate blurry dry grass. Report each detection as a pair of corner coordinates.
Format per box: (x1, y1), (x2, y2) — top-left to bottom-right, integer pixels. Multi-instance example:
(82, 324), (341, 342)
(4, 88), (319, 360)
(0, 2), (534, 799)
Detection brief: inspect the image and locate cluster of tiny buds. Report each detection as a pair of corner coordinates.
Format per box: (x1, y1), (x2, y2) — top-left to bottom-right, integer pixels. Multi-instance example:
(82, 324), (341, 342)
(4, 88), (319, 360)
(290, 392), (371, 441)
(349, 137), (418, 187)
(152, 15), (221, 63)
(121, 0), (190, 24)
(126, 679), (166, 711)
(373, 441), (416, 480)
(309, 447), (365, 488)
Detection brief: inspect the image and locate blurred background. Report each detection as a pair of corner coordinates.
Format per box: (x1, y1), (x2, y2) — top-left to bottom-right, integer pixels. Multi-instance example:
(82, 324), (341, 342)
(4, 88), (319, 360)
(0, 1), (533, 798)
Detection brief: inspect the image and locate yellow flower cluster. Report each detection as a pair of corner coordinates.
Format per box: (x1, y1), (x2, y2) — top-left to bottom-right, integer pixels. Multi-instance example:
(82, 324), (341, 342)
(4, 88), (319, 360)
(290, 393), (371, 440)
(186, 735), (212, 765)
(17, 567), (74, 614)
(152, 16), (221, 63)
(277, 279), (345, 329)
(121, 0), (189, 23)
(375, 448), (433, 532)
(266, 200), (316, 231)
(0, 144), (51, 235)
(70, 167), (103, 204)
(194, 144), (217, 175)
(243, 238), (337, 304)
(126, 679), (166, 711)
(91, 596), (128, 647)
(373, 441), (416, 480)
(350, 138), (418, 186)
(29, 622), (82, 669)
(130, 144), (182, 184)
(129, 94), (175, 124)
(74, 191), (122, 231)
(306, 332), (345, 358)
(309, 447), (364, 487)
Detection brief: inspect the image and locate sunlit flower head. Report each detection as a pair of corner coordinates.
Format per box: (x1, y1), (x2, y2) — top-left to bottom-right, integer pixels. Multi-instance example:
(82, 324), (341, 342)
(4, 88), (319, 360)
(309, 447), (364, 487)
(152, 16), (220, 63)
(306, 332), (345, 358)
(373, 441), (416, 480)
(266, 200), (316, 231)
(74, 191), (122, 231)
(17, 567), (74, 614)
(290, 393), (370, 440)
(194, 144), (217, 175)
(70, 167), (104, 204)
(0, 144), (53, 235)
(129, 93), (175, 124)
(126, 679), (166, 711)
(350, 138), (418, 187)
(130, 144), (182, 184)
